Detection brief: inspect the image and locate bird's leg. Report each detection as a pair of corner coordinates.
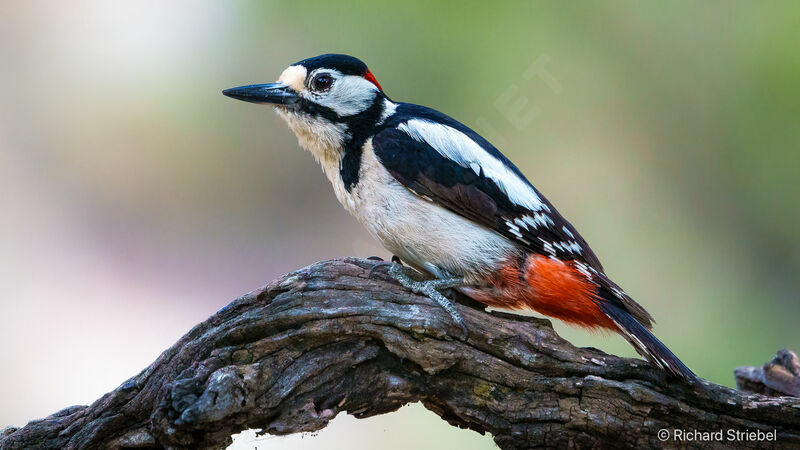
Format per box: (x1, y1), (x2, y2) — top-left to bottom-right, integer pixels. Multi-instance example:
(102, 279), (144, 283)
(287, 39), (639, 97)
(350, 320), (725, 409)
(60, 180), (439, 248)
(388, 264), (468, 338)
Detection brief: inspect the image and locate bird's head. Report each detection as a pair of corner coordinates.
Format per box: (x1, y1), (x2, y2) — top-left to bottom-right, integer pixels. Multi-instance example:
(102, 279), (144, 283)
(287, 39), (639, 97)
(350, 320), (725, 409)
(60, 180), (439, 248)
(223, 54), (387, 155)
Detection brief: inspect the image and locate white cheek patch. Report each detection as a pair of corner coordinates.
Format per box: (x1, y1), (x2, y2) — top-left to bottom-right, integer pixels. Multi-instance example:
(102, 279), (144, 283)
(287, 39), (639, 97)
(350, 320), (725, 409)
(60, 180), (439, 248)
(303, 70), (379, 117)
(398, 119), (547, 212)
(278, 65), (307, 92)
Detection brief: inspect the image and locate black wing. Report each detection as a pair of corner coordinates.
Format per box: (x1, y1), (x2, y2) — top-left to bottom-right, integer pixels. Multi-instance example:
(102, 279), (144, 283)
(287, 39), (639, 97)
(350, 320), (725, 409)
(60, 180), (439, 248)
(372, 110), (603, 272)
(372, 105), (655, 327)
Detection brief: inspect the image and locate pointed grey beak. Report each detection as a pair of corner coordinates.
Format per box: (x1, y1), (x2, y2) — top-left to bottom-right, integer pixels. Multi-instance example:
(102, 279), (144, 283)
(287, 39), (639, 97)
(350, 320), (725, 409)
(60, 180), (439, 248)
(222, 83), (299, 106)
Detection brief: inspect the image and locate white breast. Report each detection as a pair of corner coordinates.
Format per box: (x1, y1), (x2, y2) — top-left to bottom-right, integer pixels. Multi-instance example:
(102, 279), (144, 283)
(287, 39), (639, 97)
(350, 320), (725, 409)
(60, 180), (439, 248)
(276, 105), (516, 282)
(334, 141), (517, 283)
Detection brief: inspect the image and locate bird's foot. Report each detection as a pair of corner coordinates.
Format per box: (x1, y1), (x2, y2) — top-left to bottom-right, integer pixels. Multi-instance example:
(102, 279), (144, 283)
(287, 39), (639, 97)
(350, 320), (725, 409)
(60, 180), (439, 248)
(367, 255), (404, 279)
(388, 264), (468, 338)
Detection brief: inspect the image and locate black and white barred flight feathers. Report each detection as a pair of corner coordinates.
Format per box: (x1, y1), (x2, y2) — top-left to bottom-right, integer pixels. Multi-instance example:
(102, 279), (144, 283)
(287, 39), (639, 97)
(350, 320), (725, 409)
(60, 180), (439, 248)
(222, 54), (697, 382)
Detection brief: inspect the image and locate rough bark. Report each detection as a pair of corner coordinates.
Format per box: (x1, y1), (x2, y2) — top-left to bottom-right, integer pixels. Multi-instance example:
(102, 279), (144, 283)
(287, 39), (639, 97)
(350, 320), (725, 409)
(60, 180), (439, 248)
(1, 257), (799, 449)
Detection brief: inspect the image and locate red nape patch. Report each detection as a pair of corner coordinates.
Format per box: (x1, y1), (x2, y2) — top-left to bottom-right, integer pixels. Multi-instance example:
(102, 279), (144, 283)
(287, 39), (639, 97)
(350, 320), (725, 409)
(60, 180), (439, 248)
(363, 70), (383, 91)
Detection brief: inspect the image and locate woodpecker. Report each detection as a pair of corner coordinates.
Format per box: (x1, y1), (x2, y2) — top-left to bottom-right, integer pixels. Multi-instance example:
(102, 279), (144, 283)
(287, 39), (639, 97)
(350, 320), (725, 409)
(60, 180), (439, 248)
(223, 54), (697, 382)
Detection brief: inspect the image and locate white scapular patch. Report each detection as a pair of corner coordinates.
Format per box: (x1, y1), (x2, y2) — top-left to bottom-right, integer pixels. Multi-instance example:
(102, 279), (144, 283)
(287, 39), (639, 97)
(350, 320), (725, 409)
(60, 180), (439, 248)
(397, 119), (547, 212)
(302, 69), (379, 117)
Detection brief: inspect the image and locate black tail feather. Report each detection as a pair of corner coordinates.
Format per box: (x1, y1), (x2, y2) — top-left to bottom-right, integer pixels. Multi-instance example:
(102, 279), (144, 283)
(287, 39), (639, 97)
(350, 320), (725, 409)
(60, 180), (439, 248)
(599, 301), (698, 383)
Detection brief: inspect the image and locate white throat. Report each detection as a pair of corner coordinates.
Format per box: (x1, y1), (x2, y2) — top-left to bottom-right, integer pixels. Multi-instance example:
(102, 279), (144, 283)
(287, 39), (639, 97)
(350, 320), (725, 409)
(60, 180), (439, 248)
(272, 97), (398, 214)
(274, 107), (348, 161)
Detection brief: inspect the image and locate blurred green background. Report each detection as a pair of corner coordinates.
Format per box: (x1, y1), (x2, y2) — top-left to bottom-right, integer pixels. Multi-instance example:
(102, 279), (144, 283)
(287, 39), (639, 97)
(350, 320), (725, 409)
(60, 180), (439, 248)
(1, 1), (798, 448)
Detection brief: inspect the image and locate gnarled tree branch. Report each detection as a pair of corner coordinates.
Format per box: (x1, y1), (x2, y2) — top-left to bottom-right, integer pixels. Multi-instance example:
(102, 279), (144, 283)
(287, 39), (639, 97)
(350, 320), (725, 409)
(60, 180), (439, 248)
(2, 257), (799, 449)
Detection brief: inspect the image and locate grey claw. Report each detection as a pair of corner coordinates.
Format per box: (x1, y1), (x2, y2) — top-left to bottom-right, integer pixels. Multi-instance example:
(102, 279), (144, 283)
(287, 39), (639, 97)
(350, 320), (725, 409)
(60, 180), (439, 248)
(368, 261), (394, 279)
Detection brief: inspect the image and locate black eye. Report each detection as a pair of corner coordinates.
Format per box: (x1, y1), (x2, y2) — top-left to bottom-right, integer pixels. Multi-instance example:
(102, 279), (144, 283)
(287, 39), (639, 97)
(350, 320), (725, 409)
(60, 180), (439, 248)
(311, 73), (333, 91)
